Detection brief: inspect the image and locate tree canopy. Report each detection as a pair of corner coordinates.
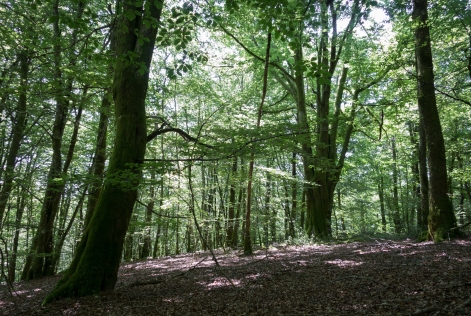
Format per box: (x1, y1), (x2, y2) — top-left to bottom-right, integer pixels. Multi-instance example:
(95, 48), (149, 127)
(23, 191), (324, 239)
(0, 0), (470, 303)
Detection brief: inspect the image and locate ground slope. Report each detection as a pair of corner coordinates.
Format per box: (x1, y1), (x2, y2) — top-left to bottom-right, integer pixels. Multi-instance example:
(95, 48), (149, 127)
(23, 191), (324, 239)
(1, 239), (471, 315)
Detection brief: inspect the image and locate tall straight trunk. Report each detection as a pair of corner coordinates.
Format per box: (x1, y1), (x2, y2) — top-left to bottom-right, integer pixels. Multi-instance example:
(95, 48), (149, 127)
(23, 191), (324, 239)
(418, 115), (429, 231)
(153, 169), (165, 258)
(225, 156), (238, 247)
(293, 45), (317, 237)
(243, 33), (271, 255)
(232, 176), (244, 247)
(23, 0), (86, 280)
(413, 0), (457, 241)
(391, 137), (402, 233)
(124, 214), (138, 261)
(0, 52), (29, 226)
(300, 190), (305, 231)
(140, 172), (155, 258)
(153, 220), (162, 258)
(44, 0), (163, 303)
(408, 121), (422, 231)
(8, 174), (28, 282)
(283, 179), (290, 239)
(263, 170), (272, 243)
(378, 175), (387, 232)
(290, 153), (297, 237)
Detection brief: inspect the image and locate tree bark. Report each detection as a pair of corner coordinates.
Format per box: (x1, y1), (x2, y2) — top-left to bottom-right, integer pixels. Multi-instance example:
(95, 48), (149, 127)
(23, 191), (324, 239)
(84, 91), (109, 229)
(408, 121), (422, 232)
(22, 0), (87, 280)
(391, 137), (402, 233)
(0, 52), (29, 226)
(43, 0), (163, 303)
(225, 156), (238, 247)
(140, 173), (155, 258)
(290, 153), (297, 237)
(413, 0), (457, 240)
(378, 175), (387, 232)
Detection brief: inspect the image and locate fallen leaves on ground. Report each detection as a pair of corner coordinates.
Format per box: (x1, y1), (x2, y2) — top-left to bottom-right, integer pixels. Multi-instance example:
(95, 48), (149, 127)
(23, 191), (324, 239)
(1, 238), (471, 315)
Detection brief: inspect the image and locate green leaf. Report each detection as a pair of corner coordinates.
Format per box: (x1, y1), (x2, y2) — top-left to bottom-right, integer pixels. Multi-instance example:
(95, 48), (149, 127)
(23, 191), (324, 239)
(48, 16), (58, 23)
(123, 10), (136, 21)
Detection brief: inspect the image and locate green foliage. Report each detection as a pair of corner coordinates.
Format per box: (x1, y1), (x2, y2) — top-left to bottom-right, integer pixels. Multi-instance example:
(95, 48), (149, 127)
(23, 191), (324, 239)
(1, 0), (471, 292)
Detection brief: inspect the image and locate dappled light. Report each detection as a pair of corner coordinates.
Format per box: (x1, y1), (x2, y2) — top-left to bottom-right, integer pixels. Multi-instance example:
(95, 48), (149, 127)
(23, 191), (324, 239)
(324, 259), (363, 268)
(1, 0), (471, 313)
(2, 240), (471, 315)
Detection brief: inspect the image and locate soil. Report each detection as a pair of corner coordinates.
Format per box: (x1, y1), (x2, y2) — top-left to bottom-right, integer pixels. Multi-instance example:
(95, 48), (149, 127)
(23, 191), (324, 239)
(1, 238), (471, 315)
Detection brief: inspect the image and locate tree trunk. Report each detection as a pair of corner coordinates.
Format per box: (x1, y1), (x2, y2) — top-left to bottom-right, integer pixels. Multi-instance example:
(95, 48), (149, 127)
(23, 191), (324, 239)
(391, 137), (402, 233)
(378, 175), (387, 232)
(243, 32), (271, 255)
(408, 121), (422, 232)
(124, 214), (138, 262)
(8, 179), (27, 282)
(290, 153), (297, 237)
(418, 115), (429, 231)
(44, 0), (163, 303)
(413, 0), (457, 241)
(22, 0), (86, 280)
(0, 52), (29, 226)
(232, 176), (244, 247)
(84, 91), (109, 229)
(225, 156), (237, 247)
(263, 170), (271, 244)
(140, 172), (155, 258)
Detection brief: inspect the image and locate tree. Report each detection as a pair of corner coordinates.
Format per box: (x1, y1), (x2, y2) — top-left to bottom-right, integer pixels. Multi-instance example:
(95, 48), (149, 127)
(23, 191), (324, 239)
(412, 0), (458, 240)
(43, 0), (164, 303)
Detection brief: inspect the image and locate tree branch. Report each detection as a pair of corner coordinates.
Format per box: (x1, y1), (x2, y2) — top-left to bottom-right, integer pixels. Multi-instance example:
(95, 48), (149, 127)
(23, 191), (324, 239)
(146, 126), (214, 148)
(135, 200), (189, 219)
(218, 25), (295, 82)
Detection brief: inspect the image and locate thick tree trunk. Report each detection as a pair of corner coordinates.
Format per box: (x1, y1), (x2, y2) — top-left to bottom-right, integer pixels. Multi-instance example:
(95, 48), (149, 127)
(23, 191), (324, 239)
(84, 90), (109, 229)
(43, 0), (163, 303)
(413, 0), (457, 241)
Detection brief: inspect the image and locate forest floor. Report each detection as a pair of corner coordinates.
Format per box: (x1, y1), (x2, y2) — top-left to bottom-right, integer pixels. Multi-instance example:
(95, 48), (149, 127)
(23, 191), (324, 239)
(1, 238), (471, 315)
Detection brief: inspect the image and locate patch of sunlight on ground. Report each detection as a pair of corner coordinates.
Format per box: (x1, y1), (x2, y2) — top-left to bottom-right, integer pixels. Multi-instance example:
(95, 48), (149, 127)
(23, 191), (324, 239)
(205, 277), (241, 289)
(455, 239), (471, 246)
(324, 259), (363, 268)
(162, 297), (184, 303)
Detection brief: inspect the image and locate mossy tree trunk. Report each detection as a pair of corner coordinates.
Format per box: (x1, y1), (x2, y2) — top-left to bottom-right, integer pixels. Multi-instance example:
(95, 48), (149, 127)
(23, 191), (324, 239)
(413, 0), (457, 241)
(83, 92), (109, 229)
(43, 0), (163, 304)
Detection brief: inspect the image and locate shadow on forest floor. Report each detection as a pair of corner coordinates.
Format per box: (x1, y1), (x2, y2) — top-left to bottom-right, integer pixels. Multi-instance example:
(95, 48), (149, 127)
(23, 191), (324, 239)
(1, 238), (471, 315)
